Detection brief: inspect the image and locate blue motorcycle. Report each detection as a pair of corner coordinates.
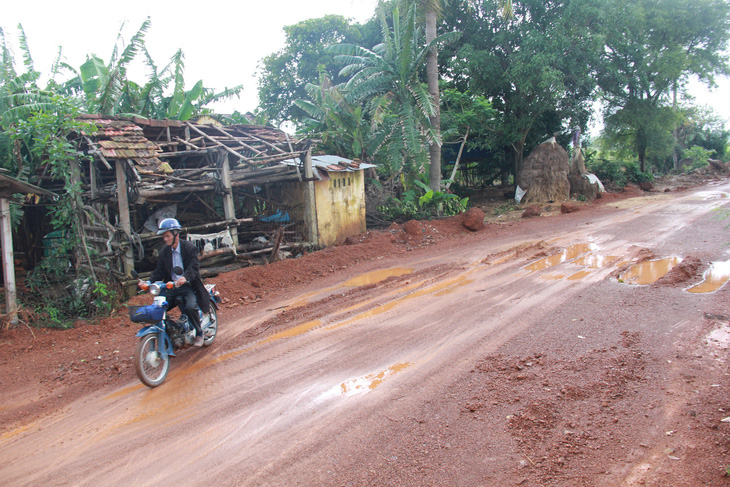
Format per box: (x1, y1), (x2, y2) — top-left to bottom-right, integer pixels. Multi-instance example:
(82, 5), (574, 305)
(129, 267), (222, 387)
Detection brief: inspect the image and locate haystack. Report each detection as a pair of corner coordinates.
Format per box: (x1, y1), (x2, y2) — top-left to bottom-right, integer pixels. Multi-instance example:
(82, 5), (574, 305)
(517, 137), (570, 204)
(568, 148), (602, 200)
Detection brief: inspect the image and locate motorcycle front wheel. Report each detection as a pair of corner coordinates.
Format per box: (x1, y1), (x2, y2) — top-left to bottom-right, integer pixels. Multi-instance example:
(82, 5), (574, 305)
(134, 334), (170, 387)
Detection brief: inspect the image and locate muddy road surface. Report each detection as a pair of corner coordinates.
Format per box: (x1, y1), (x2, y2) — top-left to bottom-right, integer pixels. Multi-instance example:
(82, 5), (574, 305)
(1, 181), (730, 486)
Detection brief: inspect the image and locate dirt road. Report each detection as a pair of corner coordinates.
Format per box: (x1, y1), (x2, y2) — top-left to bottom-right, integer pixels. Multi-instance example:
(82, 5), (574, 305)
(1, 181), (729, 486)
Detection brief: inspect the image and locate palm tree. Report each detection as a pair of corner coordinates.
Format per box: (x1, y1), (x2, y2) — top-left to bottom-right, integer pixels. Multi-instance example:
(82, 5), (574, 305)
(329, 4), (460, 182)
(413, 0), (513, 191)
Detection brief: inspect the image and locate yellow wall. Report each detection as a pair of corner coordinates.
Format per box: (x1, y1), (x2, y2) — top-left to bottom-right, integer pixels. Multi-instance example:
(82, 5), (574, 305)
(279, 170), (367, 246)
(314, 170), (366, 246)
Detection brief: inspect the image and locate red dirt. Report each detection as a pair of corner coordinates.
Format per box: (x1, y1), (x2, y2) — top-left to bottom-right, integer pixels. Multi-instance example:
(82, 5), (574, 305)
(2, 172), (730, 486)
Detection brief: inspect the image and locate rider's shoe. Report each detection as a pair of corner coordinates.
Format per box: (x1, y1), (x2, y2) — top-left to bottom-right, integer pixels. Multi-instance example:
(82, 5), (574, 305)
(194, 334), (204, 347)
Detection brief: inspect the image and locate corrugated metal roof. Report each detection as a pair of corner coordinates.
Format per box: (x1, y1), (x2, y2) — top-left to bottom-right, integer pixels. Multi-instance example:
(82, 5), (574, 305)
(282, 155), (375, 180)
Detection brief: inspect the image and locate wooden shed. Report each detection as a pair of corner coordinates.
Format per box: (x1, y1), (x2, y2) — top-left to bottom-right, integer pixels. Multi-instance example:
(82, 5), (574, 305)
(19, 116), (319, 284)
(0, 171), (57, 325)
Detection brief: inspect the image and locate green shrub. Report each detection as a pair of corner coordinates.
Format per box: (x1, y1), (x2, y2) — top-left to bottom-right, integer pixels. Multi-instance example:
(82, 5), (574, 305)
(377, 179), (469, 221)
(587, 159), (653, 190)
(682, 146), (714, 173)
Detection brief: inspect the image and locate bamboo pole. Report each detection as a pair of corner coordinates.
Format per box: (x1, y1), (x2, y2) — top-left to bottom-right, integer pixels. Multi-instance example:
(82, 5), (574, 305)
(185, 122), (252, 163)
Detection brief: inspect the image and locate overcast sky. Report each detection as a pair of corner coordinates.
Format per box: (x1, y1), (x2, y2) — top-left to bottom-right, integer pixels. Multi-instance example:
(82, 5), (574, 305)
(2, 0), (378, 117)
(3, 0), (729, 127)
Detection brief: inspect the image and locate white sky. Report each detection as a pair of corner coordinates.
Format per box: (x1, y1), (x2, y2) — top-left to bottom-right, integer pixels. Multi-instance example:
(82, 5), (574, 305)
(2, 0), (379, 116)
(3, 0), (729, 126)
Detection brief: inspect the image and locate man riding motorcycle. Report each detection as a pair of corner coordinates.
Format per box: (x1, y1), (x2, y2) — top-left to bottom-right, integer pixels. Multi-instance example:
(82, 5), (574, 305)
(145, 218), (210, 346)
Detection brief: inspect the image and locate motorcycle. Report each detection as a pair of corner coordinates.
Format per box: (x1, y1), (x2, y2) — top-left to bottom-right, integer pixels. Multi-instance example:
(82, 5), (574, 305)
(129, 267), (222, 387)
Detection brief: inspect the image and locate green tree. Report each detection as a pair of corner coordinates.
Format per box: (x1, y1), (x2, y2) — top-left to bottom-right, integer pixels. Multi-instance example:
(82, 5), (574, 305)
(257, 15), (377, 126)
(328, 4), (460, 182)
(439, 87), (496, 186)
(295, 72), (373, 161)
(443, 0), (599, 178)
(596, 0), (730, 171)
(79, 23), (242, 120)
(417, 0), (512, 192)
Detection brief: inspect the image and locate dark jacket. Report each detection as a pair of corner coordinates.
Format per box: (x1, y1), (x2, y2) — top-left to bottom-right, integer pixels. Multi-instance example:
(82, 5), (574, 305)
(150, 239), (210, 314)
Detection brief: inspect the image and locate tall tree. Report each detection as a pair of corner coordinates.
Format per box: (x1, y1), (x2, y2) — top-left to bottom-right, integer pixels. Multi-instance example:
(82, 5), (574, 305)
(597, 0), (730, 171)
(442, 0), (599, 177)
(257, 15), (377, 126)
(328, 4), (460, 181)
(418, 0), (512, 191)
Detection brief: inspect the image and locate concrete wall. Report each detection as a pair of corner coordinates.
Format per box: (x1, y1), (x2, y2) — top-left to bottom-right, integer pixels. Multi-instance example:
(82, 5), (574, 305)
(314, 170), (366, 247)
(281, 169), (366, 246)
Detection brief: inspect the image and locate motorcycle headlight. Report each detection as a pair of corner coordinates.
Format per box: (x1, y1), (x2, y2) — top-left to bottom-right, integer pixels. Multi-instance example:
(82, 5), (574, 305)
(149, 283), (161, 296)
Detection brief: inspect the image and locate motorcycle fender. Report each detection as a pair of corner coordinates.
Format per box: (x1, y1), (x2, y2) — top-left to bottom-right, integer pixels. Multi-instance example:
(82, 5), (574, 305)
(136, 326), (176, 357)
(210, 298), (220, 310)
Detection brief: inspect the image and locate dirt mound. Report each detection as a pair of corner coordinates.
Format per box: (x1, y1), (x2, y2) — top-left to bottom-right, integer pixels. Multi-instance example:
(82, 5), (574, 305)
(655, 256), (704, 287)
(462, 207), (485, 231)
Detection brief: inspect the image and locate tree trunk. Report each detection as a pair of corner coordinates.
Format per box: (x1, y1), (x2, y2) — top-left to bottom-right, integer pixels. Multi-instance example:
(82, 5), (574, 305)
(426, 8), (441, 193)
(513, 139), (525, 182)
(446, 128), (469, 189)
(672, 82), (679, 171)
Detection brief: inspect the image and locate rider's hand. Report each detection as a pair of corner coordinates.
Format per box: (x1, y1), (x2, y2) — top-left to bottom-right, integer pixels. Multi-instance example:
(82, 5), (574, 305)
(175, 276), (187, 287)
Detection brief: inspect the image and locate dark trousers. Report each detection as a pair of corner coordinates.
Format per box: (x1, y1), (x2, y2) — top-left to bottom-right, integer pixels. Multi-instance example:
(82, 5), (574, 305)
(168, 284), (202, 335)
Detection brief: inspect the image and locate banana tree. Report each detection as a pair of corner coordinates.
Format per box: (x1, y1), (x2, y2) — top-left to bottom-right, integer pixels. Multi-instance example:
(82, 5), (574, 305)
(328, 4), (460, 183)
(79, 19), (151, 115)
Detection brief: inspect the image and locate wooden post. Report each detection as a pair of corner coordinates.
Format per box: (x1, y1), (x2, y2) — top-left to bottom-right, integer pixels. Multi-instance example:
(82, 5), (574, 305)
(115, 160), (134, 277)
(219, 153), (238, 246)
(303, 149), (319, 246)
(0, 197), (17, 325)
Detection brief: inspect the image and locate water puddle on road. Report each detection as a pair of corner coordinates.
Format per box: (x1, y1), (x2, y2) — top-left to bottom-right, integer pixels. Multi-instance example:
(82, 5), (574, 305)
(334, 362), (414, 397)
(571, 254), (619, 268)
(686, 260), (730, 294)
(707, 325), (730, 349)
(341, 267), (413, 287)
(525, 243), (597, 272)
(700, 192), (730, 200)
(619, 257), (683, 285)
(282, 267), (413, 310)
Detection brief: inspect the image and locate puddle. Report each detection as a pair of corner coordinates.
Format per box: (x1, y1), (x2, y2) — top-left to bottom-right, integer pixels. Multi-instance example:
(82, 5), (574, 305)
(525, 243), (597, 272)
(260, 320), (323, 345)
(707, 326), (730, 348)
(701, 192), (730, 200)
(327, 271), (477, 331)
(686, 260), (730, 294)
(341, 267), (413, 287)
(336, 362), (414, 397)
(571, 254), (618, 268)
(567, 270), (592, 280)
(619, 257), (682, 285)
(432, 277), (473, 296)
(282, 267), (413, 310)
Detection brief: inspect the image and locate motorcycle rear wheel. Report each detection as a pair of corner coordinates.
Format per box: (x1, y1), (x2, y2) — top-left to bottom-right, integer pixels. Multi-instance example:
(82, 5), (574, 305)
(203, 305), (218, 347)
(134, 334), (170, 387)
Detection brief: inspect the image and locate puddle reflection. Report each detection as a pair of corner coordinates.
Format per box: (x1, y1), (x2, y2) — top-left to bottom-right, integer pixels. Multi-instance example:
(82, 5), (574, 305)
(339, 362), (414, 396)
(686, 260), (730, 293)
(283, 267), (414, 310)
(525, 243), (597, 272)
(342, 267), (413, 287)
(619, 257), (682, 285)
